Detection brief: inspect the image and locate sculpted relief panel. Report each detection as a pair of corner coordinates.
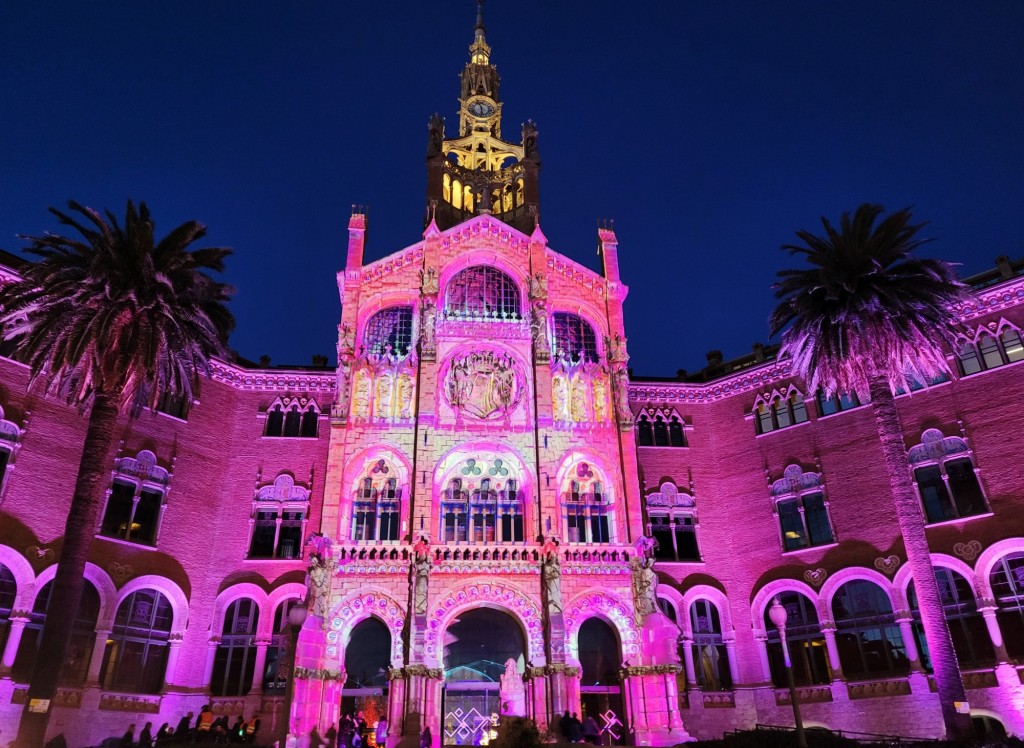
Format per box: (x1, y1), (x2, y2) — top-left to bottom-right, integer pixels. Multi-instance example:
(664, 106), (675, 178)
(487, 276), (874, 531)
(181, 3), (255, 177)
(443, 350), (525, 421)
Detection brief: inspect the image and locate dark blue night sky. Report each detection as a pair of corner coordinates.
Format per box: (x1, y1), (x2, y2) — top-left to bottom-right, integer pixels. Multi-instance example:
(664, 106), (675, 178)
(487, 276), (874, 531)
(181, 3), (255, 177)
(2, 2), (1022, 376)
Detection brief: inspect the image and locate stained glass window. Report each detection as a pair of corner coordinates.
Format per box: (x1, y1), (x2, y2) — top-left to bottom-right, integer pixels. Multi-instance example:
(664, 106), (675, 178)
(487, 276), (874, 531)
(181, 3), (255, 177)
(551, 313), (598, 363)
(444, 266), (521, 320)
(365, 306), (414, 358)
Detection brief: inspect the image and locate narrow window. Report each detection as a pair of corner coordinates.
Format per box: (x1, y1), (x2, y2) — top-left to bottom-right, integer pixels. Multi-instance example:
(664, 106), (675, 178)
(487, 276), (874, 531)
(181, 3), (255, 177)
(300, 407), (318, 438)
(1000, 328), (1024, 362)
(653, 417), (669, 446)
(211, 598), (260, 696)
(265, 405), (284, 436)
(669, 417), (686, 447)
(101, 590), (174, 694)
(689, 600), (732, 691)
(636, 416), (653, 446)
(283, 406), (301, 437)
(957, 342), (982, 376)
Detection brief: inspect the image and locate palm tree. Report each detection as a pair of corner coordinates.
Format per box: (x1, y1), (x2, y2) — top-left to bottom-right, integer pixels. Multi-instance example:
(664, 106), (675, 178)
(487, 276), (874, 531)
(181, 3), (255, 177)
(770, 204), (972, 740)
(0, 200), (234, 746)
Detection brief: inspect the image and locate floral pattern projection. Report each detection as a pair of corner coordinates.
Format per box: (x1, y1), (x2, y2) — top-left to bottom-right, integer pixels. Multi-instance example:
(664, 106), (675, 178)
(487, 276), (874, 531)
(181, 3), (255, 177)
(443, 350), (524, 420)
(347, 306), (418, 422)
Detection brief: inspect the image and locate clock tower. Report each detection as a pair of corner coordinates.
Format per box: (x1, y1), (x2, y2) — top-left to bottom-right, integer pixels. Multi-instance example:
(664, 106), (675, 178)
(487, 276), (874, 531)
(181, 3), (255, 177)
(426, 0), (541, 233)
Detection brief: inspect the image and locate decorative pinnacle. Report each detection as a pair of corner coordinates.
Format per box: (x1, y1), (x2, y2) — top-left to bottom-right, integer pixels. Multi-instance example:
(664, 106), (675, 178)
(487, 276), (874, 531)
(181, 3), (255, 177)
(475, 0), (486, 39)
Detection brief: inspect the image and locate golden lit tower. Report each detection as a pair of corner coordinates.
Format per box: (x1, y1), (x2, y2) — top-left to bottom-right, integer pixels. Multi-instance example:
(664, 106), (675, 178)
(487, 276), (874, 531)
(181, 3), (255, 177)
(425, 0), (541, 233)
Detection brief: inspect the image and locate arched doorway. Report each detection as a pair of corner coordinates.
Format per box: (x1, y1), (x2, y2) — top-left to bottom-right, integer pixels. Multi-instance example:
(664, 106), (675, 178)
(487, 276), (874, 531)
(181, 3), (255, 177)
(442, 608), (525, 745)
(342, 617), (391, 745)
(579, 618), (627, 745)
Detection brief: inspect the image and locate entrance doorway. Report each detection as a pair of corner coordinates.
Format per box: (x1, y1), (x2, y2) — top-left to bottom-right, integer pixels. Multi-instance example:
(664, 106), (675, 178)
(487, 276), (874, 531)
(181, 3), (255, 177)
(579, 618), (627, 745)
(342, 617), (391, 746)
(442, 608), (525, 745)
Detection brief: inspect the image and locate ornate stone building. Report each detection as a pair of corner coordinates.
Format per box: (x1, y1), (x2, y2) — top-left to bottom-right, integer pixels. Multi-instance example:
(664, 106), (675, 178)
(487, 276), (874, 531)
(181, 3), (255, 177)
(1, 6), (1023, 748)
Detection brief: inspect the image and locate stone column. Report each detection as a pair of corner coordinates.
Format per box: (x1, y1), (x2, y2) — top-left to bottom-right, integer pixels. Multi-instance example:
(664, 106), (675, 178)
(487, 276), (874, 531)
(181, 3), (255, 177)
(320, 672), (345, 733)
(202, 640), (220, 689)
(386, 671), (406, 747)
(820, 624), (844, 680)
(249, 639), (270, 695)
(664, 671), (684, 730)
(85, 628), (112, 686)
(753, 633), (772, 683)
(724, 640), (740, 686)
(895, 615), (926, 672)
(0, 615), (29, 674)
(164, 634), (185, 689)
(680, 637), (697, 687)
(978, 605), (1012, 663)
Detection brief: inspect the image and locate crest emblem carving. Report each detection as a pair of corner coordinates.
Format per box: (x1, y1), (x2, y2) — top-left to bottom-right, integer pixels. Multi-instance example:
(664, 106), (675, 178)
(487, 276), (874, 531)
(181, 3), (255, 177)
(803, 568), (827, 587)
(953, 540), (982, 561)
(444, 351), (522, 419)
(874, 555), (901, 576)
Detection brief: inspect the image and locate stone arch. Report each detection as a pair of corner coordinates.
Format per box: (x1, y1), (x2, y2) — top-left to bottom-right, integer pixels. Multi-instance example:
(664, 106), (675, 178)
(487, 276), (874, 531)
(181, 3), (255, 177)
(891, 553), (979, 612)
(262, 583), (307, 637)
(328, 589), (406, 667)
(679, 584), (735, 640)
(425, 580), (542, 668)
(212, 583), (269, 636)
(819, 567), (896, 623)
(438, 251), (529, 309)
(115, 575), (189, 634)
(33, 561), (118, 629)
(655, 583), (685, 624)
(553, 448), (616, 497)
(432, 439), (537, 505)
(750, 578), (820, 636)
(0, 544), (38, 611)
(975, 537), (1024, 602)
(564, 589), (639, 663)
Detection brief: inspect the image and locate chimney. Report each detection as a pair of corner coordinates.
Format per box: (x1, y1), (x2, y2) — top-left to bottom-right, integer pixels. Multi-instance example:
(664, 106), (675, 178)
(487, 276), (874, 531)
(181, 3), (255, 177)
(706, 350), (723, 368)
(996, 255), (1013, 280)
(752, 342), (765, 362)
(676, 369), (688, 381)
(311, 354), (328, 368)
(259, 355), (271, 368)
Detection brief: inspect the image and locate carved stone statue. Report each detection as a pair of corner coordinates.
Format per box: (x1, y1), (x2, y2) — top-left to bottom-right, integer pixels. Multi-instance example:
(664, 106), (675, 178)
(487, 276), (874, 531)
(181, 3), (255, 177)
(499, 658), (527, 717)
(611, 367), (632, 426)
(427, 114), (445, 158)
(551, 376), (569, 421)
(397, 374), (414, 419)
(631, 558), (659, 624)
(420, 298), (437, 357)
(337, 323), (355, 359)
(522, 120), (539, 162)
(333, 357), (352, 419)
(352, 371), (372, 419)
(374, 375), (393, 419)
(607, 333), (628, 364)
(531, 301), (550, 361)
(570, 379), (588, 422)
(444, 351), (521, 419)
(419, 266), (440, 296)
(527, 272), (547, 301)
(541, 536), (562, 617)
(592, 377), (609, 422)
(308, 553), (335, 621)
(412, 536), (432, 615)
(635, 534), (659, 567)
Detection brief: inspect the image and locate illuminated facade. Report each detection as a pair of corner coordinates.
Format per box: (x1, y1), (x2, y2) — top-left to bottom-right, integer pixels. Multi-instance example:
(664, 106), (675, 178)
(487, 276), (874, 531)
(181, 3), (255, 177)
(1, 6), (1024, 748)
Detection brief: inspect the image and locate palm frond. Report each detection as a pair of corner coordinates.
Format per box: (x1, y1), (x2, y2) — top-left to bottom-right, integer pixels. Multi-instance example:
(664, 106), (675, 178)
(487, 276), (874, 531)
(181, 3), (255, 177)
(770, 204), (969, 398)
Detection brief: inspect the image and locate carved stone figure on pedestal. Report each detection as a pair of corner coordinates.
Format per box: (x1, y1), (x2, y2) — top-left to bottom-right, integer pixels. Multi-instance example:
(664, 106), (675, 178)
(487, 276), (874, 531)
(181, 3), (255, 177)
(570, 378), (588, 422)
(397, 373), (414, 419)
(527, 272), (547, 301)
(531, 301), (550, 362)
(611, 367), (633, 428)
(541, 536), (562, 616)
(306, 535), (335, 621)
(631, 553), (659, 625)
(498, 658), (526, 717)
(412, 536), (432, 615)
(419, 266), (440, 296)
(420, 297), (437, 359)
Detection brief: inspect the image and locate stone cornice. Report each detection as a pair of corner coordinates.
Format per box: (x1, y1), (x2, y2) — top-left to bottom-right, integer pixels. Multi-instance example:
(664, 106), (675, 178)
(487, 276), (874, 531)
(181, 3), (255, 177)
(208, 359), (336, 394)
(956, 276), (1024, 323)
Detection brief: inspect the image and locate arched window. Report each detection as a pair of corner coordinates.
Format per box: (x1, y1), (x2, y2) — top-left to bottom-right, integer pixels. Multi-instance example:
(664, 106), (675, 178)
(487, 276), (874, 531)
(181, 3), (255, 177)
(957, 326), (1024, 376)
(908, 569), (993, 669)
(248, 474), (310, 559)
(771, 466), (834, 552)
(265, 404), (284, 436)
(909, 430), (987, 524)
(653, 416), (669, 446)
(832, 580), (909, 678)
(669, 417), (686, 447)
(101, 589), (174, 694)
(13, 580), (99, 685)
(211, 598), (260, 696)
(636, 415), (653, 446)
(99, 450), (170, 547)
(755, 391), (808, 434)
(763, 592), (830, 687)
(0, 564), (16, 658)
(690, 599), (731, 691)
(815, 390), (860, 416)
(990, 552), (1024, 660)
(440, 459), (524, 544)
(563, 462), (612, 544)
(263, 598), (300, 693)
(300, 407), (319, 438)
(444, 266), (521, 321)
(647, 482), (699, 562)
(364, 306), (414, 359)
(550, 313), (598, 364)
(442, 478), (469, 543)
(352, 459), (402, 543)
(283, 405), (301, 437)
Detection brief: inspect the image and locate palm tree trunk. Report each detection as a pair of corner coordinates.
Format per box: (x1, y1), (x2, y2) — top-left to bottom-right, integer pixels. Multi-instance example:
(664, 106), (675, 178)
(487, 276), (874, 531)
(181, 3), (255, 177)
(867, 375), (971, 740)
(15, 391), (120, 748)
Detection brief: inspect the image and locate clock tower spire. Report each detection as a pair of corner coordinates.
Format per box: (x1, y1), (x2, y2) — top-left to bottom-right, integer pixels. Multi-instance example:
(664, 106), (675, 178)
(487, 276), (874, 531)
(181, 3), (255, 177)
(425, 0), (541, 234)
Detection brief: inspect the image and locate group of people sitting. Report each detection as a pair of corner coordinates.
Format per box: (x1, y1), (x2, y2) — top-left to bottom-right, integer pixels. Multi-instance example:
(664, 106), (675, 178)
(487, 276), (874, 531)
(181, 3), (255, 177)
(116, 706), (261, 745)
(320, 712), (387, 748)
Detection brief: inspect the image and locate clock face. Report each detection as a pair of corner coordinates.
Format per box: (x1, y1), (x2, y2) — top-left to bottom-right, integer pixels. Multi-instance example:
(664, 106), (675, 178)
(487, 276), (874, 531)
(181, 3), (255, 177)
(468, 100), (495, 118)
